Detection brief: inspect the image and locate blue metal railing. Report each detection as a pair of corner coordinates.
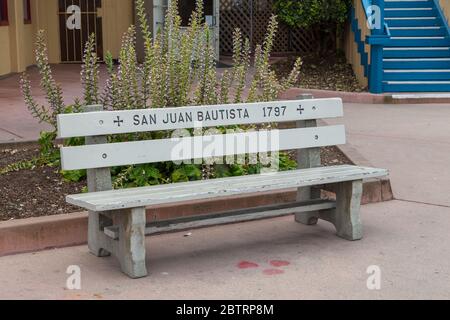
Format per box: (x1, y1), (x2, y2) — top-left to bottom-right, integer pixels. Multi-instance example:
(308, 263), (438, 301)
(362, 0), (391, 93)
(350, 0), (391, 93)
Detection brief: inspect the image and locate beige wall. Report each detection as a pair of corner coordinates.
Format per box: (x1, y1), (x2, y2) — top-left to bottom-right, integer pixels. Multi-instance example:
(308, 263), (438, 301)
(35, 0), (60, 64)
(0, 26), (12, 75)
(0, 0), (134, 76)
(344, 0), (369, 87)
(23, 0), (38, 67)
(0, 0), (43, 76)
(102, 0), (134, 59)
(439, 0), (450, 23)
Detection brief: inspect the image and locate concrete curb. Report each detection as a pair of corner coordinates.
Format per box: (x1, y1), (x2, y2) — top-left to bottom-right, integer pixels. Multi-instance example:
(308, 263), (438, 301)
(0, 212), (88, 257)
(281, 88), (450, 104)
(0, 190), (292, 257)
(336, 141), (394, 204)
(280, 88), (389, 104)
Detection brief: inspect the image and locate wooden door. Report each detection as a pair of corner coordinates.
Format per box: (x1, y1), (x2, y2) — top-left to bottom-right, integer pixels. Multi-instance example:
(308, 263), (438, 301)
(58, 0), (103, 63)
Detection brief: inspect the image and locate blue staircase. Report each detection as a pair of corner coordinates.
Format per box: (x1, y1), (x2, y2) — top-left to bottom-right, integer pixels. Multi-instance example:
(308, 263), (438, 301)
(382, 0), (450, 92)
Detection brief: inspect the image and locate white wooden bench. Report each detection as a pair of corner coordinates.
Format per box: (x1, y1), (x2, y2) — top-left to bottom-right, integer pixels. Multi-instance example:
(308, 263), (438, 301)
(57, 98), (388, 278)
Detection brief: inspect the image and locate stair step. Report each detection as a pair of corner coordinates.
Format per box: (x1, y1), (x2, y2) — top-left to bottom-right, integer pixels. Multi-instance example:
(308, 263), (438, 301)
(384, 69), (450, 80)
(367, 0), (450, 92)
(383, 81), (450, 92)
(386, 17), (442, 27)
(383, 47), (450, 58)
(391, 93), (450, 100)
(384, 57), (450, 68)
(385, 8), (437, 18)
(384, 37), (450, 47)
(390, 93), (450, 103)
(389, 26), (446, 37)
(385, 0), (434, 9)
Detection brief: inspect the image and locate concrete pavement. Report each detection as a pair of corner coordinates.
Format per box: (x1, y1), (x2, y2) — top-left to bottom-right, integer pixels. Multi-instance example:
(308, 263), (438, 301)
(0, 200), (449, 300)
(331, 103), (450, 207)
(0, 65), (105, 142)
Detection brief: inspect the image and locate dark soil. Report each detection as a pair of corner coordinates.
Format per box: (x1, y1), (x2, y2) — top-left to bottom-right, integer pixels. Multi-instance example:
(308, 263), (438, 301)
(320, 146), (353, 167)
(0, 145), (85, 221)
(0, 143), (352, 222)
(274, 52), (367, 92)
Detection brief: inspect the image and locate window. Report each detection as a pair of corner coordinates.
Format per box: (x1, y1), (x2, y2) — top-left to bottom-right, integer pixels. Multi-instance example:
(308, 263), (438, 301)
(0, 0), (8, 26)
(23, 0), (31, 24)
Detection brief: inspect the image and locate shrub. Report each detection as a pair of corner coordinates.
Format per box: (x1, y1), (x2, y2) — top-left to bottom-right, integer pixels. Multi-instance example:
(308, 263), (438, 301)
(16, 0), (302, 188)
(273, 0), (352, 52)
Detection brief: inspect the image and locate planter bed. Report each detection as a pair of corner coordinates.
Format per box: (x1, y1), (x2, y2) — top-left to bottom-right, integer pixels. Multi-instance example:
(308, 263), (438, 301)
(0, 143), (351, 222)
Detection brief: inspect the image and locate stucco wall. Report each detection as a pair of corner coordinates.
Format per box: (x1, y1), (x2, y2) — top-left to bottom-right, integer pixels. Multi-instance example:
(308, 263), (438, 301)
(439, 0), (450, 23)
(0, 0), (56, 76)
(23, 0), (38, 67)
(0, 26), (12, 76)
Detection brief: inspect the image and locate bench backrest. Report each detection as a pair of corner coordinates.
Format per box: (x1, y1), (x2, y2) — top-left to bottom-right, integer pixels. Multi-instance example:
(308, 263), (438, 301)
(57, 98), (345, 173)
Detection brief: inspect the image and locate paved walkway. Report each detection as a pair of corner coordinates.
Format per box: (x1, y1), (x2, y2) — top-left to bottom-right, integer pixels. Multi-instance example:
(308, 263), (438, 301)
(331, 103), (450, 207)
(1, 68), (450, 299)
(0, 65), (89, 142)
(0, 200), (449, 300)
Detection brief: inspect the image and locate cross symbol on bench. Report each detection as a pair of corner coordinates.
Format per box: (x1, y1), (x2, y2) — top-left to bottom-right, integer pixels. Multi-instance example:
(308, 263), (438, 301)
(297, 105), (305, 115)
(114, 116), (124, 127)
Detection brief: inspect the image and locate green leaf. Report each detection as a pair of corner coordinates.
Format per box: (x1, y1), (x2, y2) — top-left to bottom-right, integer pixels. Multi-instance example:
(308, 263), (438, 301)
(183, 165), (202, 180)
(247, 163), (262, 175)
(229, 164), (245, 177)
(171, 165), (202, 183)
(61, 169), (87, 182)
(214, 164), (232, 178)
(171, 168), (188, 183)
(279, 152), (297, 171)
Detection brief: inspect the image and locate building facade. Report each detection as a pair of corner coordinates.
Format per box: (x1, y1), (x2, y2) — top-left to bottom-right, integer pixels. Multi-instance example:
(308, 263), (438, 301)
(0, 0), (134, 77)
(0, 0), (310, 78)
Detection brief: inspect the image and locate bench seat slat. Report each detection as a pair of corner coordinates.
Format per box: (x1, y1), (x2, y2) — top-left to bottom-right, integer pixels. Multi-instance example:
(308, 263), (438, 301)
(60, 126), (346, 171)
(66, 165), (388, 211)
(75, 165), (375, 202)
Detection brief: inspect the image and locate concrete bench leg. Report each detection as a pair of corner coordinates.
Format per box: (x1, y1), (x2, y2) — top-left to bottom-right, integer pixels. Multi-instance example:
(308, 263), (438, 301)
(295, 186), (321, 225)
(88, 212), (112, 257)
(320, 180), (363, 241)
(115, 207), (148, 279)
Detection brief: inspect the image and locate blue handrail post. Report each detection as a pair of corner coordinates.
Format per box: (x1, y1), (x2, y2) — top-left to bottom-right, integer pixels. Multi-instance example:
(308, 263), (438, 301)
(368, 0), (385, 93)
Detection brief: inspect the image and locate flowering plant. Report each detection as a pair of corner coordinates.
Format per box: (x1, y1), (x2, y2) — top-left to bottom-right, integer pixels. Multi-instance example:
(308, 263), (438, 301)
(18, 0), (301, 187)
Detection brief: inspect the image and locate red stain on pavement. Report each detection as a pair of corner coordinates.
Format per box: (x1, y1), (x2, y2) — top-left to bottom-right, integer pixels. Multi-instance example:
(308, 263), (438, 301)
(263, 269), (285, 276)
(237, 261), (259, 269)
(269, 260), (290, 267)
